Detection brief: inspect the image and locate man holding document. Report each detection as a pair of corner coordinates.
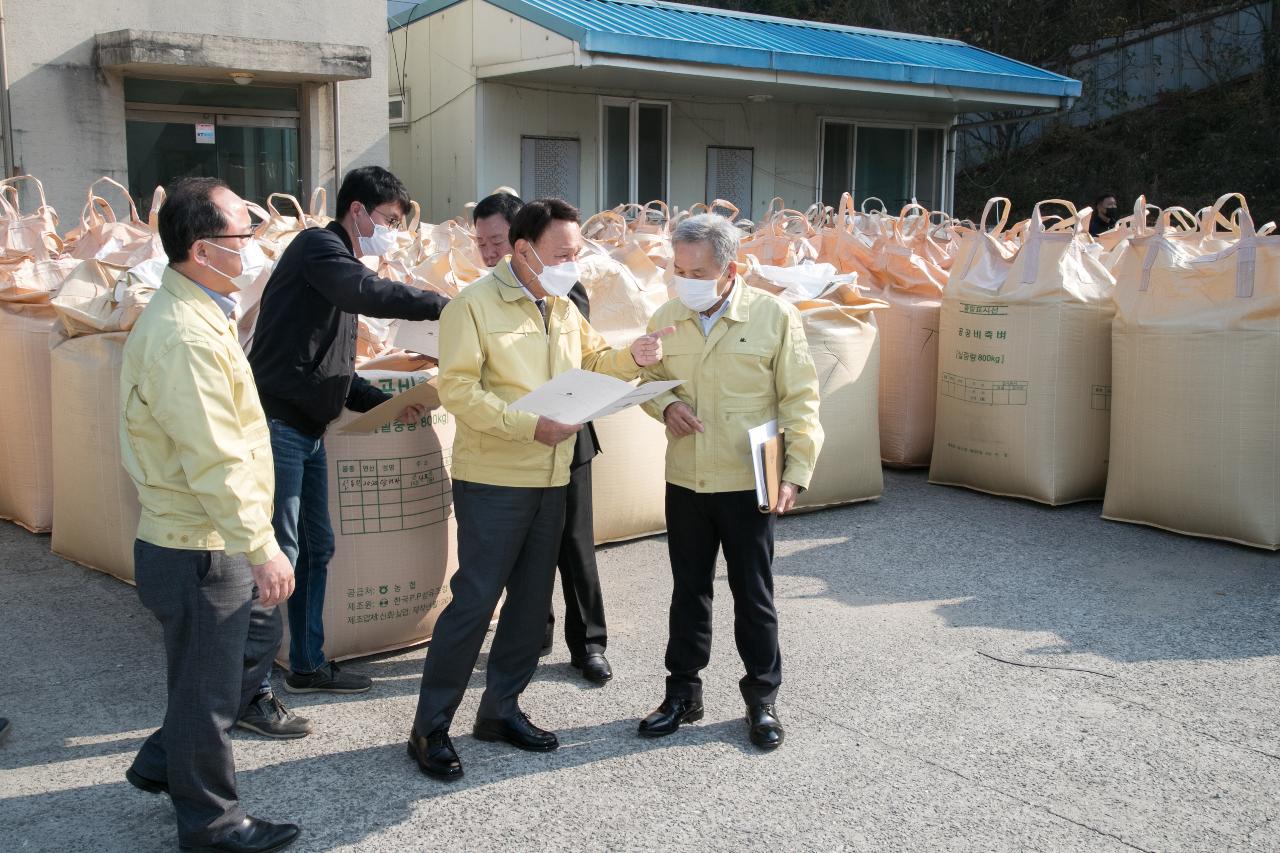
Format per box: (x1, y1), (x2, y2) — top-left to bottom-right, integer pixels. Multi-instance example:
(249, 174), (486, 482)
(409, 198), (671, 780)
(637, 214), (823, 751)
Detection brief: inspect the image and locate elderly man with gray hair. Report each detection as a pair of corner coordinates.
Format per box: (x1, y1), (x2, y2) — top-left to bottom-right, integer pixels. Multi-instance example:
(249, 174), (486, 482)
(636, 213), (823, 750)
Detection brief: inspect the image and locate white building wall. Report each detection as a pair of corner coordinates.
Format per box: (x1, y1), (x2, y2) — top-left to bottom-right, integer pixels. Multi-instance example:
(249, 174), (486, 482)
(4, 0), (389, 218)
(390, 0), (955, 221)
(389, 0), (480, 221)
(477, 84), (949, 220)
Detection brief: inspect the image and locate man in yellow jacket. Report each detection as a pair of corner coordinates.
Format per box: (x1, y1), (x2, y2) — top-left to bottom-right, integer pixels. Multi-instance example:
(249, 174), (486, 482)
(637, 213), (823, 751)
(409, 199), (670, 780)
(119, 178), (300, 852)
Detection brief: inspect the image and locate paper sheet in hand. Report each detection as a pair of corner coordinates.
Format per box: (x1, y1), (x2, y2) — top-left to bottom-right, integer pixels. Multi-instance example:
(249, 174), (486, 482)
(339, 378), (441, 434)
(507, 369), (683, 425)
(392, 319), (440, 359)
(749, 419), (780, 511)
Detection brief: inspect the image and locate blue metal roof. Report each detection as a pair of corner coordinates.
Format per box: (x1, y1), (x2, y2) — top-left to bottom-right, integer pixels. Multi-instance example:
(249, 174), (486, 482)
(390, 0), (1081, 99)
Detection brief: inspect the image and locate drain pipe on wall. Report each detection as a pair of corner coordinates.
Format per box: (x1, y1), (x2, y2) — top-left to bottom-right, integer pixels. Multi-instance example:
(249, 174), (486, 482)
(331, 81), (342, 191)
(0, 0), (15, 177)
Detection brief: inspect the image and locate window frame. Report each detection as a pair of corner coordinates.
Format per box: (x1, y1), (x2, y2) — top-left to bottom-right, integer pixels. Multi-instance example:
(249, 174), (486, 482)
(123, 77), (305, 206)
(388, 92), (408, 127)
(815, 117), (951, 213)
(598, 96), (672, 209)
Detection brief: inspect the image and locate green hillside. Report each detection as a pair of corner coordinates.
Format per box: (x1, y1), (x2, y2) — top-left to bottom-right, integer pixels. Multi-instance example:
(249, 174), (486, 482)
(954, 75), (1279, 224)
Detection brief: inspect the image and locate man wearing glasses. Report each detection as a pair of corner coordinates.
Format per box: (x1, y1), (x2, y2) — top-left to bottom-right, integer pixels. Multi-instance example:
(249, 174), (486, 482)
(247, 167), (448, 700)
(121, 178), (299, 852)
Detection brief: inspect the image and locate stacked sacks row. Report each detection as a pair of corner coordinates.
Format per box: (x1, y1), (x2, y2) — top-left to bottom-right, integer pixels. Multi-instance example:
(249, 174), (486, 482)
(0, 176), (162, 534)
(927, 192), (1280, 551)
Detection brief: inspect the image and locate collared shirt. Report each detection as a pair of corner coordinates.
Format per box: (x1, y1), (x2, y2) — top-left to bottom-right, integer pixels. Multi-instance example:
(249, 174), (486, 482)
(641, 277), (824, 493)
(438, 259), (640, 488)
(699, 283), (734, 336)
(119, 267), (280, 564)
(194, 282), (239, 318)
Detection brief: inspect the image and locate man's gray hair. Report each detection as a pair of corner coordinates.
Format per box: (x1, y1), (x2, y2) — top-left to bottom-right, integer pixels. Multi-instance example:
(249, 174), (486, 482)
(671, 213), (739, 271)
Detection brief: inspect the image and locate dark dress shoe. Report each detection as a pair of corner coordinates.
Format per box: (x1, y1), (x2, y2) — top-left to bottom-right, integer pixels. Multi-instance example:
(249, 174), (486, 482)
(125, 766), (168, 795)
(571, 652), (613, 684)
(407, 727), (463, 781)
(637, 697), (704, 737)
(473, 711), (559, 752)
(747, 703), (785, 750)
(180, 816), (299, 853)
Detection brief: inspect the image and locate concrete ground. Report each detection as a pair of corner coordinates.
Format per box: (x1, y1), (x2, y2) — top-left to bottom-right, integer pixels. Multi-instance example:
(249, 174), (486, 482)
(2, 469), (1279, 852)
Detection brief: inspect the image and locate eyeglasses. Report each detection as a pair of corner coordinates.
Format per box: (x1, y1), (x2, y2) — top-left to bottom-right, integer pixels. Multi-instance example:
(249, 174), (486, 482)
(201, 232), (257, 241)
(368, 208), (404, 230)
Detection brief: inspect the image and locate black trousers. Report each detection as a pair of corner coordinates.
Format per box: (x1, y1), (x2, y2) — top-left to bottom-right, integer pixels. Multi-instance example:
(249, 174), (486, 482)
(547, 461), (608, 657)
(663, 484), (780, 705)
(415, 480), (566, 734)
(130, 540), (282, 847)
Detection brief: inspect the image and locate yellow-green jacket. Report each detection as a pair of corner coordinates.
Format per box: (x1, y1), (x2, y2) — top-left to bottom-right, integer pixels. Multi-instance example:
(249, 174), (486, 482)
(640, 280), (823, 493)
(438, 260), (640, 488)
(119, 267), (281, 564)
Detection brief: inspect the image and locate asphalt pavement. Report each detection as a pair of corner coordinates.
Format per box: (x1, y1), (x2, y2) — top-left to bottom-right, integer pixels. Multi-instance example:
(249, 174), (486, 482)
(2, 469), (1279, 852)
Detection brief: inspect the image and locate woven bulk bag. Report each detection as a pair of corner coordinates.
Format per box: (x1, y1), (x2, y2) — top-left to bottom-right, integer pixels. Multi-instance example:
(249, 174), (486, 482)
(50, 330), (141, 580)
(279, 371), (460, 662)
(1103, 193), (1280, 548)
(792, 284), (885, 511)
(929, 200), (1117, 505)
(870, 205), (951, 467)
(575, 254), (669, 543)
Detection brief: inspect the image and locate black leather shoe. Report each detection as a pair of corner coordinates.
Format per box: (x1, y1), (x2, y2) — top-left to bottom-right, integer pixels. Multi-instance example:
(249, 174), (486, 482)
(125, 766), (168, 795)
(180, 816), (299, 852)
(407, 727), (463, 781)
(637, 697), (704, 737)
(571, 653), (613, 685)
(473, 711), (559, 752)
(747, 703), (785, 750)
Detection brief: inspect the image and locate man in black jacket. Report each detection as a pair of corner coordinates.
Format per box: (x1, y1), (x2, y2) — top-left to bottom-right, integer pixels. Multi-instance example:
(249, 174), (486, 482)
(249, 166), (448, 695)
(472, 191), (612, 685)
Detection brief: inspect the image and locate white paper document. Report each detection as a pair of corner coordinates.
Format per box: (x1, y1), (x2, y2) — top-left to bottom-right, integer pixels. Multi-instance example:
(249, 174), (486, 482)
(392, 319), (440, 359)
(748, 419), (779, 508)
(508, 369), (684, 425)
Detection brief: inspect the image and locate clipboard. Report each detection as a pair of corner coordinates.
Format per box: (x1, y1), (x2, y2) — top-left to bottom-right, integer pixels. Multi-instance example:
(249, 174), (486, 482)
(760, 433), (783, 514)
(748, 419), (783, 513)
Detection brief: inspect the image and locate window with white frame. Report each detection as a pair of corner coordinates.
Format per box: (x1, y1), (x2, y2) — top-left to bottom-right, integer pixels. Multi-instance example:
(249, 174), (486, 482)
(389, 93), (407, 127)
(819, 120), (946, 213)
(600, 98), (669, 209)
(520, 136), (581, 206)
(706, 146), (753, 219)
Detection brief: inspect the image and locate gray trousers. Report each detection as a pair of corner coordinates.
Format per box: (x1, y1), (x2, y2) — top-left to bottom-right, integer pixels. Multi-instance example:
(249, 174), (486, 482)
(130, 540), (282, 847)
(415, 479), (567, 734)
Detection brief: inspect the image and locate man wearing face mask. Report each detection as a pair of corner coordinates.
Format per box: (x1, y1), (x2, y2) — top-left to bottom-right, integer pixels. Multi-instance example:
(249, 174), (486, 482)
(120, 177), (300, 852)
(408, 198), (670, 780)
(472, 190), (613, 683)
(247, 166), (448, 699)
(1089, 193), (1120, 237)
(636, 213), (823, 751)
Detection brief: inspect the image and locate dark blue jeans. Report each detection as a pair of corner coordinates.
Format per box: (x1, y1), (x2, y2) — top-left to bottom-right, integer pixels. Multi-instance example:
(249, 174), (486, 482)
(268, 419), (336, 675)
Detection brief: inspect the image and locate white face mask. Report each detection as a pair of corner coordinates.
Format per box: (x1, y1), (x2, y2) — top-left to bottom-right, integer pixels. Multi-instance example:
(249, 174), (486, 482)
(674, 273), (723, 312)
(357, 206), (400, 258)
(202, 239), (266, 291)
(528, 245), (579, 297)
